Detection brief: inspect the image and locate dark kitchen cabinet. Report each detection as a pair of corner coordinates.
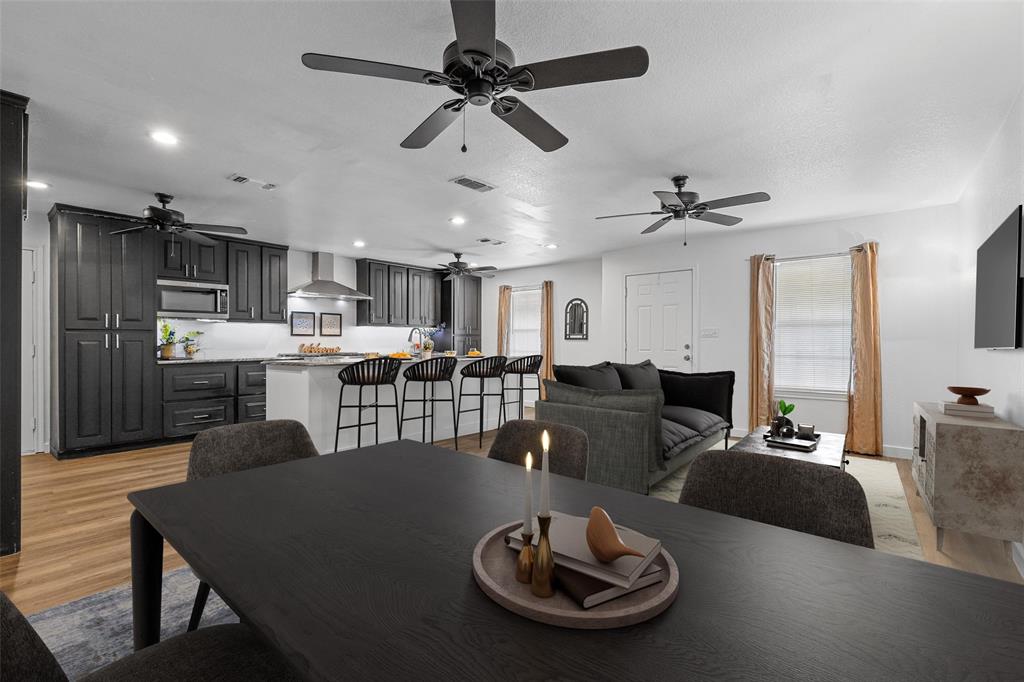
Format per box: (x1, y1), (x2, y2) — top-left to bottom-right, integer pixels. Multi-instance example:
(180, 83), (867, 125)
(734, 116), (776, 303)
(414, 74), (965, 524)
(237, 395), (267, 423)
(408, 268), (441, 326)
(357, 259), (444, 327)
(229, 242), (261, 320)
(109, 225), (156, 330)
(261, 247), (288, 322)
(63, 331), (112, 450)
(356, 260), (389, 325)
(163, 398), (234, 437)
(156, 232), (227, 283)
(62, 218), (110, 330)
(388, 265), (408, 326)
(440, 275), (482, 353)
(237, 362), (267, 395)
(162, 361), (265, 437)
(111, 330), (160, 443)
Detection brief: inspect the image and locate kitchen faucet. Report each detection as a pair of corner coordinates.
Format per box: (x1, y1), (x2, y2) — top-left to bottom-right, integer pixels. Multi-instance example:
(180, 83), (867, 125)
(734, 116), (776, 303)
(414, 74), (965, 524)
(407, 327), (425, 349)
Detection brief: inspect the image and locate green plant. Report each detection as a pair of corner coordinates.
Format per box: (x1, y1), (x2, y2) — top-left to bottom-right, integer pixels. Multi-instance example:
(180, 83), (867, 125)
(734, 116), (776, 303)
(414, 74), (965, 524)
(422, 337), (434, 351)
(158, 321), (176, 346)
(777, 400), (796, 417)
(158, 321), (203, 347)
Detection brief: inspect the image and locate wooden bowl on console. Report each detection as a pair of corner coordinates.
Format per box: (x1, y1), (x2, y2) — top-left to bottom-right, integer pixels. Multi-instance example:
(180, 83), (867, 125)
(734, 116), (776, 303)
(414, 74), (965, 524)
(946, 386), (990, 406)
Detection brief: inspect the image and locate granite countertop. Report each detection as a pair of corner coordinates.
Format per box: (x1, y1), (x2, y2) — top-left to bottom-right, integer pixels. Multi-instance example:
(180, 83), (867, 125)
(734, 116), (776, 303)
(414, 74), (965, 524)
(265, 355), (480, 367)
(157, 355), (277, 365)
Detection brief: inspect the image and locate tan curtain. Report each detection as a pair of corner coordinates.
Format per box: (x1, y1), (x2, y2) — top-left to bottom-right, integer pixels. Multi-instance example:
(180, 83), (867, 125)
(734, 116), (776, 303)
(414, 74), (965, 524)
(748, 254), (775, 431)
(846, 242), (883, 455)
(539, 281), (555, 397)
(496, 285), (512, 355)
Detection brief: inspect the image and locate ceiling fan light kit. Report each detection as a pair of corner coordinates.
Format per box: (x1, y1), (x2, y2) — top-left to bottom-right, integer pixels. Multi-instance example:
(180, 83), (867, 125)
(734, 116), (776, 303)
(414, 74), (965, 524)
(301, 0), (649, 152)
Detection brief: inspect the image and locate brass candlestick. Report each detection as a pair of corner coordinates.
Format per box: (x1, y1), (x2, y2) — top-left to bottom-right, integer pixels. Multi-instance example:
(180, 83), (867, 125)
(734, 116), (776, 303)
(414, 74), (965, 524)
(515, 532), (534, 583)
(531, 514), (554, 598)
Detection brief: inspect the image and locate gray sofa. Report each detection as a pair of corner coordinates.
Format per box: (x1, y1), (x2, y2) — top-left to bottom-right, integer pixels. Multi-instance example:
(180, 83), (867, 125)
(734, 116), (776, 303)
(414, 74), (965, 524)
(536, 361), (734, 495)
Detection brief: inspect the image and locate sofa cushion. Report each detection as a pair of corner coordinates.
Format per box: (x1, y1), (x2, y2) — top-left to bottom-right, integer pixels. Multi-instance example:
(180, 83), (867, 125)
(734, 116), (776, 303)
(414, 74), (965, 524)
(553, 362), (622, 390)
(610, 360), (662, 390)
(662, 405), (729, 436)
(662, 419), (702, 460)
(543, 381), (663, 472)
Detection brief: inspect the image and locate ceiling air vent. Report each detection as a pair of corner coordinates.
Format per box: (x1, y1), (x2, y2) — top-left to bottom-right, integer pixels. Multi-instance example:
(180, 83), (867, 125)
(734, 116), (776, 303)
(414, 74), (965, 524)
(449, 175), (496, 193)
(227, 173), (250, 184)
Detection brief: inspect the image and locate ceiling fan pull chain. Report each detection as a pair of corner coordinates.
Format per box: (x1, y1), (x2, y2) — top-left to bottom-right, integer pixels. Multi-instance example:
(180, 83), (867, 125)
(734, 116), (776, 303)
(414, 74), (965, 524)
(683, 214), (688, 247)
(461, 107), (468, 153)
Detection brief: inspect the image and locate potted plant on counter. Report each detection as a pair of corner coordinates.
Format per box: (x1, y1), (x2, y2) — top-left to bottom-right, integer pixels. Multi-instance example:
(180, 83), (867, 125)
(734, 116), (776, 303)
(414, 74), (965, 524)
(421, 336), (434, 359)
(158, 321), (177, 359)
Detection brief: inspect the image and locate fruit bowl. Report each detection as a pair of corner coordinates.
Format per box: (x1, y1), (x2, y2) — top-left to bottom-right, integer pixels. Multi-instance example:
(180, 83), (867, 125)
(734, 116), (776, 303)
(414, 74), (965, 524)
(946, 386), (990, 406)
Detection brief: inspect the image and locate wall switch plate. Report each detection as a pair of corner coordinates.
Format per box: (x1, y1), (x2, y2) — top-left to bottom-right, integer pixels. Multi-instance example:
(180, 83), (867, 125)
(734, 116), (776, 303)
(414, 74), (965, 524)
(700, 328), (720, 339)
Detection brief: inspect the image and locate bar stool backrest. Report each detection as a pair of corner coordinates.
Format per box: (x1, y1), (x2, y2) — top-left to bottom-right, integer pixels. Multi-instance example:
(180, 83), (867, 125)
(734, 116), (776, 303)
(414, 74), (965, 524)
(403, 356), (458, 382)
(338, 357), (402, 386)
(504, 354), (543, 375)
(461, 355), (507, 379)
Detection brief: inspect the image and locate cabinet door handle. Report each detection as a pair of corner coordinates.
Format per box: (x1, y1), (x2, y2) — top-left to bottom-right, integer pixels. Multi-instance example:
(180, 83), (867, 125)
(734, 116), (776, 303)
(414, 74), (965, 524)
(192, 380), (210, 385)
(192, 414), (211, 420)
(193, 264), (198, 278)
(115, 333), (120, 350)
(104, 313), (109, 328)
(104, 333), (109, 349)
(115, 313), (120, 329)
(250, 306), (255, 319)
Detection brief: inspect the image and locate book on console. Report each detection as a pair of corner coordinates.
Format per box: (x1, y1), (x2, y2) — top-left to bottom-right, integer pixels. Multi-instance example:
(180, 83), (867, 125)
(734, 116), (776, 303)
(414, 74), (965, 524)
(941, 402), (994, 416)
(505, 511), (661, 589)
(555, 563), (664, 609)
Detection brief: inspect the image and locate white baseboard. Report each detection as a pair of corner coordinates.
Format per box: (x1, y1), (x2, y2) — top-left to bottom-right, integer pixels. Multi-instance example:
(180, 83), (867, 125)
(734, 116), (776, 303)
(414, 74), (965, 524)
(1013, 542), (1024, 579)
(882, 444), (912, 459)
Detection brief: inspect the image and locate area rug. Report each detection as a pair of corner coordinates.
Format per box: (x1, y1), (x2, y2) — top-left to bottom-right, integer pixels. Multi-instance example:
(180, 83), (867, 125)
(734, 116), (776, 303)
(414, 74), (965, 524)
(650, 455), (922, 560)
(28, 568), (237, 680)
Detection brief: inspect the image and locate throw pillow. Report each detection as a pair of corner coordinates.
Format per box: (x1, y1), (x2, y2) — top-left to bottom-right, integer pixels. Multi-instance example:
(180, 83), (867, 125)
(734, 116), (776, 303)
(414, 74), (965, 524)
(552, 362), (622, 390)
(610, 360), (661, 390)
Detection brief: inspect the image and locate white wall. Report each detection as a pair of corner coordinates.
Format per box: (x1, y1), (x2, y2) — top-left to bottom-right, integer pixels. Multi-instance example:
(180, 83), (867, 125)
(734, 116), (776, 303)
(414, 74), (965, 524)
(599, 204), (962, 455)
(954, 88), (1024, 426)
(480, 259), (604, 367)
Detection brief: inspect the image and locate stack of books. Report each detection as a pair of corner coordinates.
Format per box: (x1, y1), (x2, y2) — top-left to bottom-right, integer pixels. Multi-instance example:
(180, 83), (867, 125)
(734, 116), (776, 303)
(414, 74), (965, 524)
(505, 512), (664, 609)
(941, 402), (995, 418)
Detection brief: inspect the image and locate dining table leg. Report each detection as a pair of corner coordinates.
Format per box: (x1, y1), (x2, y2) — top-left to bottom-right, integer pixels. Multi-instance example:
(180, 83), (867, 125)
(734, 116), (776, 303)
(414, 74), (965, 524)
(131, 510), (164, 650)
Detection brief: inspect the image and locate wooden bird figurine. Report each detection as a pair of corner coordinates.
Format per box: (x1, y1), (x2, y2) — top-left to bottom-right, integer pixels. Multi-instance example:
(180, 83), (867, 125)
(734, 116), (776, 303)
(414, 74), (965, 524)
(585, 506), (644, 563)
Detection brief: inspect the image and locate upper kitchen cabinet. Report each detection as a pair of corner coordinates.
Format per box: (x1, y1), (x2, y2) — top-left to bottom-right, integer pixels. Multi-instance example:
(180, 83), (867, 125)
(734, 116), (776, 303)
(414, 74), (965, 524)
(356, 259), (443, 327)
(228, 242), (261, 320)
(408, 268), (440, 326)
(387, 265), (408, 326)
(260, 246), (288, 322)
(53, 208), (155, 331)
(156, 232), (227, 283)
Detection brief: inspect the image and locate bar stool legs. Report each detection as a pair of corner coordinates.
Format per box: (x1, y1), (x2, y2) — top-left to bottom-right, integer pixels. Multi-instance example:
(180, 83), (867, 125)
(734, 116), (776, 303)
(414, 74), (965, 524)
(457, 376), (507, 449)
(400, 380), (457, 446)
(335, 383), (402, 451)
(501, 371), (541, 421)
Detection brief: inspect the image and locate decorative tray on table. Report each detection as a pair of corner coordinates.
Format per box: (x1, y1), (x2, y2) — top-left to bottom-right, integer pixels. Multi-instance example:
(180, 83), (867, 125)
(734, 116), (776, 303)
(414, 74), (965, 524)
(762, 432), (821, 452)
(471, 521), (679, 629)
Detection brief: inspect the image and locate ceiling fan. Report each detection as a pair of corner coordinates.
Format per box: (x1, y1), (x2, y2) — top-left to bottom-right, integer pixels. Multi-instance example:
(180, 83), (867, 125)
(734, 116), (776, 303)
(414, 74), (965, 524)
(103, 193), (249, 246)
(438, 253), (497, 280)
(301, 0), (649, 152)
(595, 175), (770, 243)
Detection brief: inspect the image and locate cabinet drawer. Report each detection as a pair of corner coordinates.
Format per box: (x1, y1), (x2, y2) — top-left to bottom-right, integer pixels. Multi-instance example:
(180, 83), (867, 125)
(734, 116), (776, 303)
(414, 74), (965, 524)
(163, 398), (234, 437)
(237, 395), (267, 422)
(163, 363), (236, 400)
(237, 362), (267, 395)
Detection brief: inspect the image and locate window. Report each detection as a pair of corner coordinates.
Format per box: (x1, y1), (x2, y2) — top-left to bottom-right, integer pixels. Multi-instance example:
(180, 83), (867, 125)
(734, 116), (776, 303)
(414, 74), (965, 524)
(509, 287), (542, 357)
(773, 254), (852, 395)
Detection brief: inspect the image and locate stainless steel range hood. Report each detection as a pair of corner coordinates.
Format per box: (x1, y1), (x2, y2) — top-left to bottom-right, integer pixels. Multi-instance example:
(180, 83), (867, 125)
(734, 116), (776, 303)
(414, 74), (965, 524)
(288, 252), (372, 301)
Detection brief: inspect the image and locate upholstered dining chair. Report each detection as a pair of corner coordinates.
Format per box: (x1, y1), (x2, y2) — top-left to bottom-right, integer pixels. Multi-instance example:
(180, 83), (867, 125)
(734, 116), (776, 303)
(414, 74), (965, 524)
(488, 419), (589, 481)
(679, 450), (875, 548)
(0, 591), (302, 682)
(186, 420), (319, 631)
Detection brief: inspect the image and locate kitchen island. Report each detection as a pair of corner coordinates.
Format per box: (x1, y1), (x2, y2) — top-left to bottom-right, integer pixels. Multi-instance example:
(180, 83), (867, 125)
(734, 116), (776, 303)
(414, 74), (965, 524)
(265, 356), (502, 453)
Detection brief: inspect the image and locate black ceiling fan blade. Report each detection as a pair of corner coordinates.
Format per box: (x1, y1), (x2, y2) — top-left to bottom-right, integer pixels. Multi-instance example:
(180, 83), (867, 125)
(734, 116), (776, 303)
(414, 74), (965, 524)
(641, 216), (673, 235)
(509, 46), (649, 92)
(401, 99), (464, 149)
(73, 211), (149, 224)
(443, 273), (455, 281)
(699, 192), (771, 211)
(301, 53), (442, 85)
(595, 211), (665, 220)
(693, 211), (743, 227)
(653, 191), (684, 209)
(108, 225), (149, 236)
(173, 228), (218, 246)
(450, 0), (495, 66)
(471, 265), (497, 271)
(185, 223), (248, 235)
(490, 97), (567, 152)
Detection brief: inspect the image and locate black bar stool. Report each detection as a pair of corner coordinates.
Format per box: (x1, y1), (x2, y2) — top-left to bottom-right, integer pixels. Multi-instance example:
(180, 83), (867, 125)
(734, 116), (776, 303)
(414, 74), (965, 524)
(501, 354), (544, 420)
(400, 356), (458, 447)
(335, 357), (402, 450)
(457, 355), (508, 449)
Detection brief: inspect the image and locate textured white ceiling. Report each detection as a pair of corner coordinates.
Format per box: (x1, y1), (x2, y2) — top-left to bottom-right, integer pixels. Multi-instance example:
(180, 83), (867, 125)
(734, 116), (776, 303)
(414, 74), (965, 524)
(2, 1), (1021, 269)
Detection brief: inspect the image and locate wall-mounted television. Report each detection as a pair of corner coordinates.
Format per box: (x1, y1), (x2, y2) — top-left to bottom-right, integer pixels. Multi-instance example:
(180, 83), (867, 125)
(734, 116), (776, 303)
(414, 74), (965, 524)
(974, 204), (1023, 349)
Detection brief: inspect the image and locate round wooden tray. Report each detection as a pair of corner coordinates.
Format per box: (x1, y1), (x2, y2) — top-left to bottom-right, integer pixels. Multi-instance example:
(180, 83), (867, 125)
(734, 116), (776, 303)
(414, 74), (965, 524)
(471, 521), (679, 629)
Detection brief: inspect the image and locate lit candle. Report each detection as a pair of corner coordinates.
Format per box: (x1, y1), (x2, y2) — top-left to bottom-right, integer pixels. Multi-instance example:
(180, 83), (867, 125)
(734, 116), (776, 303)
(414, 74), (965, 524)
(523, 452), (534, 535)
(539, 430), (551, 517)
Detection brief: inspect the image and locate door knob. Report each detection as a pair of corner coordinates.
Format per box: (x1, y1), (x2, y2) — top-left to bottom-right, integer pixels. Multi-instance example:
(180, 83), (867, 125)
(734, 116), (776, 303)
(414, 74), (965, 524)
(683, 354), (691, 361)
(684, 343), (690, 350)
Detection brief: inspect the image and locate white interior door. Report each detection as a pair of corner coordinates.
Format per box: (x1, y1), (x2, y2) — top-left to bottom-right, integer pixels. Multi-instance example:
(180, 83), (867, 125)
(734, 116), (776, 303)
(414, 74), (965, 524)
(21, 249), (38, 454)
(625, 270), (694, 372)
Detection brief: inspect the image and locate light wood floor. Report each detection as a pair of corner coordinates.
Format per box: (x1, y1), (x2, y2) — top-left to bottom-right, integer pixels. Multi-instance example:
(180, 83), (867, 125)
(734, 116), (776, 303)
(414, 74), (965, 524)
(2, 424), (1019, 615)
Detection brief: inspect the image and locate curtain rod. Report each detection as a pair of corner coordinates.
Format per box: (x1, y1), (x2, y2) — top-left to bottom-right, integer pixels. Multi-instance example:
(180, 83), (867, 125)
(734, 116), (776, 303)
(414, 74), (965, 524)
(746, 246), (863, 263)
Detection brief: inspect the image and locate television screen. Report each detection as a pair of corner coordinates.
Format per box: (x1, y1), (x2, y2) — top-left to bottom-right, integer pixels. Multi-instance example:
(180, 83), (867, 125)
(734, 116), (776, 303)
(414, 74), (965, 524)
(974, 205), (1022, 349)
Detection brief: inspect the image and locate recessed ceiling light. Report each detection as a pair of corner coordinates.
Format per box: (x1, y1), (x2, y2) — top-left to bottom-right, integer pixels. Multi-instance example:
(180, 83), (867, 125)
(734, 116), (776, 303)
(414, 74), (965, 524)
(449, 216), (466, 225)
(149, 130), (179, 146)
(543, 243), (558, 249)
(25, 180), (50, 189)
(352, 240), (366, 248)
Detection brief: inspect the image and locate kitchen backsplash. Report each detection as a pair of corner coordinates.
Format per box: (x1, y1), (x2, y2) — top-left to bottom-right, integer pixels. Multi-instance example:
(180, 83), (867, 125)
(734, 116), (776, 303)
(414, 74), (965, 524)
(159, 297), (419, 358)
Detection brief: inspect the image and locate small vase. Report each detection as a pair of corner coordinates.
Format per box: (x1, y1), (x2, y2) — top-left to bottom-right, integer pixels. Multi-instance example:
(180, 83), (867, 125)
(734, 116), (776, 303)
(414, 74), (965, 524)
(159, 343), (175, 360)
(515, 531), (534, 584)
(531, 515), (554, 598)
(770, 416), (794, 437)
(421, 349), (433, 359)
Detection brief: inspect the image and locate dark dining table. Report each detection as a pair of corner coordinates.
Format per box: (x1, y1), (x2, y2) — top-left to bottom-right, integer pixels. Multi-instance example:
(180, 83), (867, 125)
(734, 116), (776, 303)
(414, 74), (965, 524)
(129, 440), (1024, 681)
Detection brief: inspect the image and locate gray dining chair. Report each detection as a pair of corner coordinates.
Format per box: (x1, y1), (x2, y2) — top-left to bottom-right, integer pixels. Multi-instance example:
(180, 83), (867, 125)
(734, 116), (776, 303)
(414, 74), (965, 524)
(0, 591), (302, 682)
(679, 450), (875, 548)
(488, 419), (589, 480)
(186, 420), (319, 631)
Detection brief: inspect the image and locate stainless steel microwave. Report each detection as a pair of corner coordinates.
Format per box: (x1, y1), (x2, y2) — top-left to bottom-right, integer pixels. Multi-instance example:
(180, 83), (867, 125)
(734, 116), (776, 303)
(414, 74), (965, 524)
(156, 279), (230, 319)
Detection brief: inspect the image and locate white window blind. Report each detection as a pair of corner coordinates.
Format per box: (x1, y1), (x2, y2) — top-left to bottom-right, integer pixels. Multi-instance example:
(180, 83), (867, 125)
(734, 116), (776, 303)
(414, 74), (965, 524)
(509, 287), (542, 357)
(773, 255), (852, 394)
